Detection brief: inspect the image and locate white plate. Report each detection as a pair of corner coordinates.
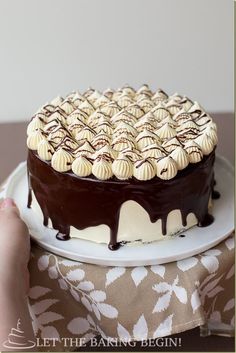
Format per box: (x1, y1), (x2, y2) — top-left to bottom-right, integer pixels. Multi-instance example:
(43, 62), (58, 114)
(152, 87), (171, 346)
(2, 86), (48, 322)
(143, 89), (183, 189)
(2, 156), (234, 267)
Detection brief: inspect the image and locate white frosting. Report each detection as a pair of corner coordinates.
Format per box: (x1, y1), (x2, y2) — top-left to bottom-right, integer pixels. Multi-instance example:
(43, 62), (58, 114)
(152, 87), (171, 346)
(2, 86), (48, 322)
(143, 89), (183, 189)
(51, 148), (74, 172)
(184, 141), (203, 163)
(156, 156), (178, 180)
(28, 86), (218, 181)
(195, 133), (214, 155)
(37, 139), (55, 161)
(72, 156), (92, 177)
(27, 130), (45, 150)
(27, 117), (45, 135)
(170, 146), (189, 170)
(133, 159), (156, 181)
(156, 123), (177, 140)
(92, 156), (113, 180)
(112, 155), (133, 180)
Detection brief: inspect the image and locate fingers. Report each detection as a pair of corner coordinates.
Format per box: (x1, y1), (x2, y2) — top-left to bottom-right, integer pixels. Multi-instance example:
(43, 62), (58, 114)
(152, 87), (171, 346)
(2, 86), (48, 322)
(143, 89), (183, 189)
(0, 198), (20, 217)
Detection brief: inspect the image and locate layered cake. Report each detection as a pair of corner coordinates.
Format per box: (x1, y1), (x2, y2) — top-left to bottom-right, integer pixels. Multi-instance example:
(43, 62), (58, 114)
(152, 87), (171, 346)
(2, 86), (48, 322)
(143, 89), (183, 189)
(27, 85), (218, 250)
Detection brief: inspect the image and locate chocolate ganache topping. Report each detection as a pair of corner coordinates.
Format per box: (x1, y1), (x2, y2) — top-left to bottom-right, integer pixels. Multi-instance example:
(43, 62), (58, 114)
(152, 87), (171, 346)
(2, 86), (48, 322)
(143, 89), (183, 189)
(27, 85), (219, 250)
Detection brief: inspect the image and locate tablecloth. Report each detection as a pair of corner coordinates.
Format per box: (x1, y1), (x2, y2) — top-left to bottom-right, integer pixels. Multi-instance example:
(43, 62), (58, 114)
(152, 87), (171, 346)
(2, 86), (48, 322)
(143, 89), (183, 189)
(25, 235), (234, 351)
(0, 182), (234, 352)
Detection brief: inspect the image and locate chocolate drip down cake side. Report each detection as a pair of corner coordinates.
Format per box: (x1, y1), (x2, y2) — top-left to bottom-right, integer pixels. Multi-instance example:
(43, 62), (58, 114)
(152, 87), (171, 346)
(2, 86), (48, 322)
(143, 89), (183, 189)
(26, 85), (219, 250)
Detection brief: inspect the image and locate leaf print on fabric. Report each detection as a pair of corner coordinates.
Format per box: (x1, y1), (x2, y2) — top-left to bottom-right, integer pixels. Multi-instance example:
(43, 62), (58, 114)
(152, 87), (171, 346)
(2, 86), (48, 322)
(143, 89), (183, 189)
(29, 289), (63, 340)
(153, 314), (174, 338)
(28, 286), (51, 299)
(131, 267), (148, 286)
(58, 279), (68, 290)
(105, 267), (126, 287)
(200, 255), (219, 273)
(41, 326), (60, 340)
(66, 269), (85, 281)
(133, 315), (148, 340)
(191, 289), (201, 313)
(48, 265), (58, 279)
(153, 282), (171, 293)
(173, 283), (187, 304)
(225, 237), (234, 250)
(90, 290), (106, 302)
(67, 317), (90, 335)
(96, 303), (118, 319)
(31, 299), (59, 315)
(224, 299), (234, 312)
(117, 323), (131, 340)
(77, 281), (94, 291)
(38, 255), (50, 271)
(226, 265), (234, 280)
(70, 288), (80, 302)
(150, 265), (165, 278)
(152, 276), (187, 313)
(81, 297), (93, 312)
(177, 257), (198, 271)
(203, 249), (221, 256)
(92, 304), (101, 320)
(37, 312), (63, 325)
(153, 292), (171, 313)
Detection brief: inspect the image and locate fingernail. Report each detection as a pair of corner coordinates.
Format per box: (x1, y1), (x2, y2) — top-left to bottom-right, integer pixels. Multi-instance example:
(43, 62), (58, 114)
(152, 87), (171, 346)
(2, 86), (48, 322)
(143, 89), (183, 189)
(1, 198), (16, 209)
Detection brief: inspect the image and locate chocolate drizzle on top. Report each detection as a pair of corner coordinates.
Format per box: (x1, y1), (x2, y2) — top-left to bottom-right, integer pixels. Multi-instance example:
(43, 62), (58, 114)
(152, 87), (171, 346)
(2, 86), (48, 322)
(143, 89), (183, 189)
(27, 149), (216, 250)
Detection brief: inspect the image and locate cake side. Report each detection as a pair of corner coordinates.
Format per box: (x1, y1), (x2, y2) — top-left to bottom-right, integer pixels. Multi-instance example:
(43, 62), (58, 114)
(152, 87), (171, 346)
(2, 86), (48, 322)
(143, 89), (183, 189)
(28, 149), (215, 250)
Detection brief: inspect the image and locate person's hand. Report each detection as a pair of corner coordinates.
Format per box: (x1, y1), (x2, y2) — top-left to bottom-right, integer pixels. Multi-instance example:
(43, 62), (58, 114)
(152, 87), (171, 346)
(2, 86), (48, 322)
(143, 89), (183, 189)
(0, 198), (30, 296)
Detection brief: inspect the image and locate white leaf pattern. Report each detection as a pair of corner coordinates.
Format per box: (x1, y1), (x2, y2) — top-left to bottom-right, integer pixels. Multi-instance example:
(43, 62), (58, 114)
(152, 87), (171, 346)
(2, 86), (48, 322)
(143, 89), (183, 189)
(153, 314), (174, 338)
(105, 267), (126, 287)
(201, 256), (219, 273)
(224, 299), (235, 312)
(29, 286), (51, 299)
(92, 304), (101, 320)
(177, 257), (198, 271)
(58, 279), (68, 290)
(131, 267), (148, 286)
(117, 323), (131, 340)
(207, 286), (224, 298)
(90, 290), (106, 302)
(150, 265), (165, 278)
(31, 299), (58, 315)
(173, 285), (187, 304)
(87, 315), (96, 328)
(41, 326), (60, 340)
(38, 255), (49, 271)
(97, 303), (118, 319)
(203, 249), (221, 256)
(226, 265), (234, 279)
(70, 288), (80, 302)
(67, 317), (90, 334)
(153, 292), (171, 313)
(81, 297), (92, 312)
(77, 281), (94, 291)
(133, 315), (148, 340)
(48, 266), (58, 279)
(191, 289), (201, 313)
(225, 237), (234, 250)
(153, 282), (171, 293)
(37, 312), (63, 325)
(66, 269), (85, 281)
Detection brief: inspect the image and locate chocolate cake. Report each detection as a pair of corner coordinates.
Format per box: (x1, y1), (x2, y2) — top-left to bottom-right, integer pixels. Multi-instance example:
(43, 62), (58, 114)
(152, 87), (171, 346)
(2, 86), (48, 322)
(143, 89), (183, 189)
(27, 85), (218, 250)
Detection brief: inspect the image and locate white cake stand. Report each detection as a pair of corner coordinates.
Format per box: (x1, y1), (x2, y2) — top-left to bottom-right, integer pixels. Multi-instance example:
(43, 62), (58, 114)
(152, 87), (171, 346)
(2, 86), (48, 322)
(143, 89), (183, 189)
(2, 155), (234, 267)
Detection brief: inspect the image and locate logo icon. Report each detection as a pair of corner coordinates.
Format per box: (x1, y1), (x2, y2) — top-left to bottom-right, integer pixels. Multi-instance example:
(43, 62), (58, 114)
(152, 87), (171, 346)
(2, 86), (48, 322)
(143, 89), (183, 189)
(3, 318), (36, 350)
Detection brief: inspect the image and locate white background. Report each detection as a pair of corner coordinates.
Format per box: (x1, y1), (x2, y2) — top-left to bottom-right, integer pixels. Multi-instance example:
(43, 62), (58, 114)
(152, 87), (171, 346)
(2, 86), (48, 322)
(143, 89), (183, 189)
(0, 0), (233, 122)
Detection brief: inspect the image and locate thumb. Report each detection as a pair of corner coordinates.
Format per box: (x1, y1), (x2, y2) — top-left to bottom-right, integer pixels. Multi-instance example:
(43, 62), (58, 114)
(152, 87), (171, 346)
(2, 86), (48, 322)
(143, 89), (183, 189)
(0, 198), (20, 216)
